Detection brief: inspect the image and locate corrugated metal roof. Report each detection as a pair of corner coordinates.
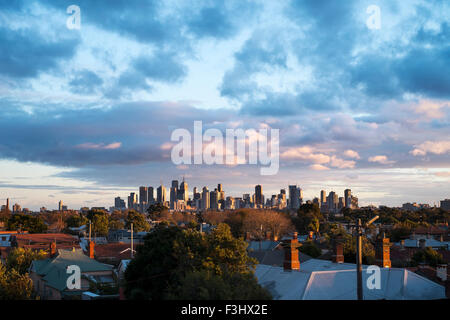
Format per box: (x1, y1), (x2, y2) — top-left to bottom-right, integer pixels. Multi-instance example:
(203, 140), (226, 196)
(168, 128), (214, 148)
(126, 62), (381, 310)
(255, 259), (446, 300)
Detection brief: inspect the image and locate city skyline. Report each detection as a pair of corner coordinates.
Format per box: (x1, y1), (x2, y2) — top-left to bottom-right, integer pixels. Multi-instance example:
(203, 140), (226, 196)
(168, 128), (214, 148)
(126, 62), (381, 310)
(3, 177), (448, 212)
(0, 1), (449, 210)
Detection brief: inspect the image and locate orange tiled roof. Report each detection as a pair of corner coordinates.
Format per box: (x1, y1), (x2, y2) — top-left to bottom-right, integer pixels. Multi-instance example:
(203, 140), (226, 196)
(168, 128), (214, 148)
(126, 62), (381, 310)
(94, 243), (137, 261)
(14, 233), (78, 244)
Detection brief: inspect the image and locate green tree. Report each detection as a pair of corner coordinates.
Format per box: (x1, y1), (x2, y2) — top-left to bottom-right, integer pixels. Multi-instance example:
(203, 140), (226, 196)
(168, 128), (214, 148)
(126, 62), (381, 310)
(124, 223), (270, 300)
(298, 240), (321, 258)
(92, 213), (109, 237)
(66, 214), (88, 228)
(411, 247), (445, 267)
(109, 218), (125, 230)
(6, 247), (47, 275)
(0, 264), (33, 300)
(146, 203), (169, 220)
(7, 214), (47, 233)
(126, 210), (151, 232)
(293, 203), (323, 234)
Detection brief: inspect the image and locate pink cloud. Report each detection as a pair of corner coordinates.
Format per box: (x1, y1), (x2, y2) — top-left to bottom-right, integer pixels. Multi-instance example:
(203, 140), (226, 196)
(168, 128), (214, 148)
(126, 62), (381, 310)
(343, 149), (361, 159)
(368, 155), (395, 164)
(76, 142), (122, 150)
(410, 140), (450, 156)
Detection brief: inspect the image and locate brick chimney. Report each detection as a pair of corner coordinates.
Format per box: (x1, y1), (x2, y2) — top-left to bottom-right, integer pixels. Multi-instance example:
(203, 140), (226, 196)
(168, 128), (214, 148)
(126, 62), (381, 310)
(332, 237), (344, 263)
(49, 241), (57, 257)
(283, 232), (300, 271)
(375, 233), (391, 268)
(88, 241), (95, 259)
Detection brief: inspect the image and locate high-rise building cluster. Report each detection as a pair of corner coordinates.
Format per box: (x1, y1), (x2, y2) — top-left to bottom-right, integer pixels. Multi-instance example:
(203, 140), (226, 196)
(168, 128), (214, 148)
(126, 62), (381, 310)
(318, 189), (359, 214)
(112, 179), (361, 215)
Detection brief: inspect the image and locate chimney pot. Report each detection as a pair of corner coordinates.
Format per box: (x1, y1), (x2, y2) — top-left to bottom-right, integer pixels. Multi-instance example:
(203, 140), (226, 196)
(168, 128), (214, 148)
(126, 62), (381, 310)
(49, 242), (57, 257)
(89, 241), (95, 259)
(293, 232), (298, 240)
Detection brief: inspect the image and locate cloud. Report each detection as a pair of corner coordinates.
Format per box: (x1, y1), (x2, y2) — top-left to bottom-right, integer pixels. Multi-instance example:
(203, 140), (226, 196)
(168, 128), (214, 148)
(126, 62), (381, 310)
(69, 70), (103, 94)
(280, 146), (330, 164)
(309, 164), (330, 171)
(0, 26), (80, 79)
(343, 149), (361, 159)
(414, 100), (450, 120)
(75, 142), (122, 150)
(368, 155), (395, 165)
(329, 156), (356, 169)
(410, 140), (450, 156)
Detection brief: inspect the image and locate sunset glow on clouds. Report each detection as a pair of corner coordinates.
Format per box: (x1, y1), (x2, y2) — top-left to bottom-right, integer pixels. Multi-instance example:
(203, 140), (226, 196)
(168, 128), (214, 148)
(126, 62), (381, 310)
(0, 0), (449, 209)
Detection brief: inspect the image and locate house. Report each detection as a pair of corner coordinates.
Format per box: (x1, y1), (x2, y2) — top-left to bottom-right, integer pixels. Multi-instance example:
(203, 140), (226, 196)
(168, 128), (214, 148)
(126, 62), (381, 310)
(107, 229), (148, 244)
(30, 247), (115, 300)
(11, 233), (80, 251)
(255, 233), (447, 300)
(93, 243), (137, 266)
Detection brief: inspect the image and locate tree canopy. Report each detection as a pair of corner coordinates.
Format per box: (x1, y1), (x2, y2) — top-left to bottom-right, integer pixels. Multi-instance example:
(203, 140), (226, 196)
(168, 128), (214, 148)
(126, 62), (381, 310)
(6, 214), (47, 233)
(124, 223), (271, 300)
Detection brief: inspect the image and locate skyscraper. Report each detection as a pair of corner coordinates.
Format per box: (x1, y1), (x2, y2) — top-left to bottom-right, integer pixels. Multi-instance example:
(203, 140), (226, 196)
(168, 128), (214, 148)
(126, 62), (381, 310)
(327, 191), (338, 212)
(255, 185), (263, 207)
(58, 200), (63, 211)
(139, 186), (148, 212)
(170, 185), (178, 209)
(157, 185), (166, 204)
(289, 185), (301, 210)
(139, 186), (148, 204)
(179, 180), (188, 202)
(344, 189), (351, 208)
(114, 197), (126, 209)
(320, 190), (326, 207)
(202, 187), (210, 210)
(128, 193), (138, 209)
(210, 189), (218, 210)
(148, 187), (155, 204)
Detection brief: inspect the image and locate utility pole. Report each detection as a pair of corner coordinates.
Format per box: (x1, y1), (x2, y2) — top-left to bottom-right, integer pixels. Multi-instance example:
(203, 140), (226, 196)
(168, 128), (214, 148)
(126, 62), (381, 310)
(131, 223), (134, 259)
(356, 219), (363, 300)
(355, 215), (379, 300)
(89, 220), (92, 242)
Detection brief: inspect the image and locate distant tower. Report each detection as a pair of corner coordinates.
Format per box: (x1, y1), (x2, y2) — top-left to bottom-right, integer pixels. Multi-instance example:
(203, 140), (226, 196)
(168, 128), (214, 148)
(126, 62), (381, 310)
(320, 190), (326, 207)
(58, 200), (63, 211)
(255, 185), (263, 207)
(344, 189), (352, 208)
(6, 198), (10, 212)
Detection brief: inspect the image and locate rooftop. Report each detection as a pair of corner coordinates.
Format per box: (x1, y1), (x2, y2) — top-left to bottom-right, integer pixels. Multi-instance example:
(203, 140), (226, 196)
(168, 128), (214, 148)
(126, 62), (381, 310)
(255, 259), (446, 300)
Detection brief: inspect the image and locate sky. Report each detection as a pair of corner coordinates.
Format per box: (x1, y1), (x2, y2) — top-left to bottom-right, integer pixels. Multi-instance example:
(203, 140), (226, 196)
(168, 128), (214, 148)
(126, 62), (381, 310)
(0, 0), (449, 210)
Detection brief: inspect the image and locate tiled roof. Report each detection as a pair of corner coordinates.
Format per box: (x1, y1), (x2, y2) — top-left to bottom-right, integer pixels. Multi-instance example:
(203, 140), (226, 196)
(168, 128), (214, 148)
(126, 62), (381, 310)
(414, 226), (447, 235)
(249, 249), (312, 267)
(94, 243), (137, 262)
(32, 248), (113, 291)
(14, 233), (79, 244)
